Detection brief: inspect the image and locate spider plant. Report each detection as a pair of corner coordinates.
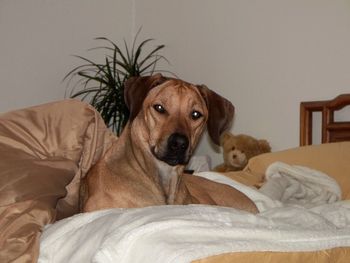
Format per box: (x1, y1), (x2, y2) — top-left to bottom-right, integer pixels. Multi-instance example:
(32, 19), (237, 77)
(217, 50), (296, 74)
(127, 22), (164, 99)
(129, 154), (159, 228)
(64, 32), (169, 135)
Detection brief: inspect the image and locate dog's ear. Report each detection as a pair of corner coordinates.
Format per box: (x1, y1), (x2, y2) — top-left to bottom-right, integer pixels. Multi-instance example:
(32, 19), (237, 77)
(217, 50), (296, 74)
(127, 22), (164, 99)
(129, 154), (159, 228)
(124, 73), (167, 121)
(197, 85), (235, 145)
(219, 131), (233, 146)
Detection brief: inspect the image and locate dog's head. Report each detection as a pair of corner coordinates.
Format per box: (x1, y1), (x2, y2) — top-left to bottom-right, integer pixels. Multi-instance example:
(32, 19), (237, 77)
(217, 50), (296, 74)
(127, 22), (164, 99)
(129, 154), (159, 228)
(124, 74), (234, 166)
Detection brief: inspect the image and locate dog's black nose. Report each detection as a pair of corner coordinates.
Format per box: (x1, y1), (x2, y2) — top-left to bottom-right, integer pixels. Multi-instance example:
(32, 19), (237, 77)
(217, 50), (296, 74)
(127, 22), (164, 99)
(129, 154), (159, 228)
(158, 133), (190, 166)
(167, 133), (189, 153)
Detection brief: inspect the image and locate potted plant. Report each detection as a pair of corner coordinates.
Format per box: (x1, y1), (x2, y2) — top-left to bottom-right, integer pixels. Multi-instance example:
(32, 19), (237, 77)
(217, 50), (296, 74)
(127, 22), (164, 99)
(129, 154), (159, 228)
(64, 31), (169, 135)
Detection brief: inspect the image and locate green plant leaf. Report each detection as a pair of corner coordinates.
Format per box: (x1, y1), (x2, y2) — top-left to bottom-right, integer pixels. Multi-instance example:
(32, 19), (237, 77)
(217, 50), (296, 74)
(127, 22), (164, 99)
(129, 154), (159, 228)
(64, 31), (171, 135)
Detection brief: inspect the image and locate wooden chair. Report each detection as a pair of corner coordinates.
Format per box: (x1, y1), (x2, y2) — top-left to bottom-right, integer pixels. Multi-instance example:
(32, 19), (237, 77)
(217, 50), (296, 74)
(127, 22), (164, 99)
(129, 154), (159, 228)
(300, 94), (350, 146)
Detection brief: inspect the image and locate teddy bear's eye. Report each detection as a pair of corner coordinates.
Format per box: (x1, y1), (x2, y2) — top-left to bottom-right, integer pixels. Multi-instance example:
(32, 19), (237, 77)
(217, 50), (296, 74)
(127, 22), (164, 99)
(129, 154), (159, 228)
(232, 146), (235, 151)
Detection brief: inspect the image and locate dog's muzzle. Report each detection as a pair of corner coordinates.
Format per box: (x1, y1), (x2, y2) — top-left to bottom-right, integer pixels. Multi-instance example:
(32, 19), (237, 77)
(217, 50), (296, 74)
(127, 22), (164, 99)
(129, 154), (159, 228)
(153, 133), (190, 166)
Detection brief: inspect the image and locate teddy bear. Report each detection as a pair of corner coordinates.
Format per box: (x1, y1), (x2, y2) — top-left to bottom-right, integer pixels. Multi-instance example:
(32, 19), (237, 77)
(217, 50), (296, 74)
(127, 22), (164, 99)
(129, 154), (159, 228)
(213, 131), (271, 172)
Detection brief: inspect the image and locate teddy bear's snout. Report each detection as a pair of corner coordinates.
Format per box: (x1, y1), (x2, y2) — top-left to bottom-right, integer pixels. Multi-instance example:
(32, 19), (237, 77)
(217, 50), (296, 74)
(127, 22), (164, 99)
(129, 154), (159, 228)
(229, 150), (247, 168)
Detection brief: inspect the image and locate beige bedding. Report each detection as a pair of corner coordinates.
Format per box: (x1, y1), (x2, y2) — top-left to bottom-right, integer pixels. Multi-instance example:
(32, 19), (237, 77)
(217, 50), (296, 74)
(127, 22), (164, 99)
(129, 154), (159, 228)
(0, 99), (349, 262)
(0, 100), (115, 262)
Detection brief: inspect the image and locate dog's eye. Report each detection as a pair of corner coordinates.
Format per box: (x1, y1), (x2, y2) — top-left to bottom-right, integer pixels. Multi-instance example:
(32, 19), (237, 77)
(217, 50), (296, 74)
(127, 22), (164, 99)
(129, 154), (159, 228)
(232, 146), (236, 151)
(153, 104), (166, 114)
(191, 110), (202, 120)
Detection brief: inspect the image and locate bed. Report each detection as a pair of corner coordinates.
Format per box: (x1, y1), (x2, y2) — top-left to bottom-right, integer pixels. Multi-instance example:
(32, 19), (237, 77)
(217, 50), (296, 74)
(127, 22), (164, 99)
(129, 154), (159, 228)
(0, 95), (349, 263)
(300, 93), (350, 146)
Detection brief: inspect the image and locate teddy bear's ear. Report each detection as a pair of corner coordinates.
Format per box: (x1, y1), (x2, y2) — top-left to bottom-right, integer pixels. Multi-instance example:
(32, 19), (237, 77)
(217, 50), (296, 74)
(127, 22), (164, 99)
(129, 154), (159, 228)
(258, 140), (271, 153)
(219, 131), (233, 146)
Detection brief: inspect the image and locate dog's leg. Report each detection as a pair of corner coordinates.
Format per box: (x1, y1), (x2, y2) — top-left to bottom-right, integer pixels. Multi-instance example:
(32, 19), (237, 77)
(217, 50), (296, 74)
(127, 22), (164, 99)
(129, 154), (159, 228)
(171, 173), (196, 205)
(167, 174), (181, 204)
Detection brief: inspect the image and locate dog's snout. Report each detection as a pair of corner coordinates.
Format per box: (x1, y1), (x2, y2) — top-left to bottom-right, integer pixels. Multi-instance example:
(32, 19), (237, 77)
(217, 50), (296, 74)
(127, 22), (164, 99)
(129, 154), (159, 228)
(153, 133), (190, 166)
(168, 133), (189, 152)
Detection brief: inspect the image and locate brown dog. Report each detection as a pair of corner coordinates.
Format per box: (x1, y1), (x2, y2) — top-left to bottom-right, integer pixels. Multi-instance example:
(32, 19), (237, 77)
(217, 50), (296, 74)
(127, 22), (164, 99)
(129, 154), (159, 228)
(81, 74), (257, 213)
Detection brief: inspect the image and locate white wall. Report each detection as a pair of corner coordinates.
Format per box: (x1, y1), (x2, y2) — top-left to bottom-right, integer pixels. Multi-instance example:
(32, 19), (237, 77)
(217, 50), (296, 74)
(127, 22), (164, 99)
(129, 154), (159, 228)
(134, 0), (350, 166)
(1, 0), (350, 167)
(0, 0), (133, 111)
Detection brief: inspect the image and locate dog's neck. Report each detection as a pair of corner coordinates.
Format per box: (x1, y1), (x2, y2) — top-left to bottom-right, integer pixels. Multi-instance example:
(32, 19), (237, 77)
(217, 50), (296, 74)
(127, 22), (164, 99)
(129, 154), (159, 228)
(154, 159), (185, 204)
(106, 122), (184, 203)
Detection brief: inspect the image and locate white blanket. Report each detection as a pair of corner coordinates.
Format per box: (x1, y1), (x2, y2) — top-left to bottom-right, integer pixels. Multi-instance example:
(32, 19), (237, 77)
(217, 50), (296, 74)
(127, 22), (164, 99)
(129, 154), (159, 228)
(259, 161), (341, 207)
(39, 162), (350, 263)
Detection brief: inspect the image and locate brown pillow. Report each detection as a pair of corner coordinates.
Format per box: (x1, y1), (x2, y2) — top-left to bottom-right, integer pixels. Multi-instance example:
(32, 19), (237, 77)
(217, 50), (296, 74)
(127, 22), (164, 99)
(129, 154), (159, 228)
(0, 99), (115, 262)
(0, 145), (76, 262)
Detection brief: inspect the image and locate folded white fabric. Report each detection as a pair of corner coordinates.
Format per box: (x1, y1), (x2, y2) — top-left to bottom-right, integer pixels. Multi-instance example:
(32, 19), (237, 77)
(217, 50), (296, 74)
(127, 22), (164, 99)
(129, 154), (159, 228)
(194, 171), (282, 212)
(187, 155), (212, 172)
(259, 162), (341, 207)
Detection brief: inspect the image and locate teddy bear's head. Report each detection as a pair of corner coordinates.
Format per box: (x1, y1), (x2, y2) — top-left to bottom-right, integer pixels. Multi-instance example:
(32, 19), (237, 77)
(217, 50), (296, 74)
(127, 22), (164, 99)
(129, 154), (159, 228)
(220, 131), (271, 171)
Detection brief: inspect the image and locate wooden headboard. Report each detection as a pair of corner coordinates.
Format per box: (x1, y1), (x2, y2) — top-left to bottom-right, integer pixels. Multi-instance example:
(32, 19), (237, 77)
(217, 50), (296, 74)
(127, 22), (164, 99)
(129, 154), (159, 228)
(300, 94), (350, 146)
